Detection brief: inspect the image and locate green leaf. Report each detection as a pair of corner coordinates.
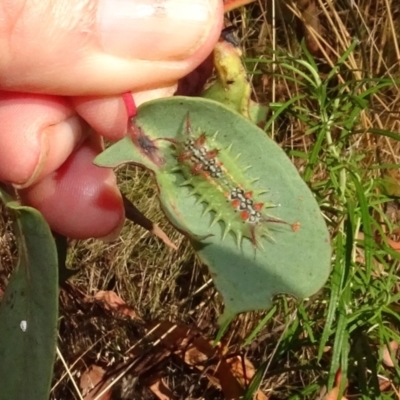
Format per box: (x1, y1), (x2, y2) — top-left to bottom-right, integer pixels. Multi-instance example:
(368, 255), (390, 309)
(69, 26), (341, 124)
(202, 39), (252, 119)
(248, 100), (268, 127)
(264, 95), (305, 132)
(0, 192), (58, 400)
(201, 38), (269, 127)
(95, 97), (331, 324)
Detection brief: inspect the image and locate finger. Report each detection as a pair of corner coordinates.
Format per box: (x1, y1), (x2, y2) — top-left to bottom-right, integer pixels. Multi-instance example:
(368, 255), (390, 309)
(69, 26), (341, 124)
(0, 85), (179, 188)
(70, 84), (177, 140)
(71, 95), (130, 141)
(0, 0), (223, 95)
(0, 92), (86, 187)
(19, 135), (125, 240)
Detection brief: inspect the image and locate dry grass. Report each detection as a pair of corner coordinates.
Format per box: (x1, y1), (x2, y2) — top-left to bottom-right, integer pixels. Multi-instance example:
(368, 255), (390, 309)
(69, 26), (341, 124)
(0, 203), (16, 292)
(3, 0), (400, 398)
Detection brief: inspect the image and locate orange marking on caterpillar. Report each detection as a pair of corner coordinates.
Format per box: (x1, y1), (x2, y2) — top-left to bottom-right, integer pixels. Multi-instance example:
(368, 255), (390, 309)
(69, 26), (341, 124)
(206, 149), (219, 159)
(191, 163), (203, 174)
(232, 199), (240, 208)
(194, 133), (206, 147)
(254, 203), (263, 211)
(178, 150), (192, 162)
(291, 222), (301, 232)
(240, 210), (250, 221)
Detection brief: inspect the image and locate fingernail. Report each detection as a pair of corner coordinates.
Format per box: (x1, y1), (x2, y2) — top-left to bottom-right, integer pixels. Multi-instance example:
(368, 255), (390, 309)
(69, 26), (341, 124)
(97, 0), (217, 60)
(13, 116), (86, 189)
(132, 85), (177, 107)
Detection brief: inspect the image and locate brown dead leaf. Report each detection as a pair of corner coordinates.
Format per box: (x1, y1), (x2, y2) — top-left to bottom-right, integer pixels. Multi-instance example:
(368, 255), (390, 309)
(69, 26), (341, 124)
(378, 378), (392, 392)
(387, 236), (400, 252)
(382, 341), (399, 367)
(80, 365), (112, 400)
(295, 0), (327, 58)
(324, 387), (348, 400)
(147, 376), (178, 400)
(148, 321), (268, 400)
(226, 356), (269, 400)
(93, 290), (140, 320)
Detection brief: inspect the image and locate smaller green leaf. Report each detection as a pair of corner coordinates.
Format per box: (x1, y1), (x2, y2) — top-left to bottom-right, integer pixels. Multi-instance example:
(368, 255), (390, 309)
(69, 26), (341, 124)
(202, 39), (252, 120)
(0, 194), (58, 400)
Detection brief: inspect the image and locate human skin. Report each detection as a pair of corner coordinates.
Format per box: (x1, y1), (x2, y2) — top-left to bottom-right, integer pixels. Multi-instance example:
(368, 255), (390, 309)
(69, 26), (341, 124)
(0, 0), (223, 239)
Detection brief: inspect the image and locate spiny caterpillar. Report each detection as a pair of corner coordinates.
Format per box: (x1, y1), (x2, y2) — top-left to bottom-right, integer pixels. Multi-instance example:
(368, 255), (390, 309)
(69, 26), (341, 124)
(166, 114), (291, 249)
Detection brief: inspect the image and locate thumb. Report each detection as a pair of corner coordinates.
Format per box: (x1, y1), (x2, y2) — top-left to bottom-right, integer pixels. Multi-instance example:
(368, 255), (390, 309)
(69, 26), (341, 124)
(0, 0), (223, 95)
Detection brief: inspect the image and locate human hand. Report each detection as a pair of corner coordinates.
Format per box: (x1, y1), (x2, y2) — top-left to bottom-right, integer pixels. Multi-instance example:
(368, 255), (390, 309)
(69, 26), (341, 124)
(0, 0), (223, 239)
